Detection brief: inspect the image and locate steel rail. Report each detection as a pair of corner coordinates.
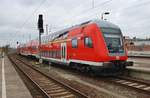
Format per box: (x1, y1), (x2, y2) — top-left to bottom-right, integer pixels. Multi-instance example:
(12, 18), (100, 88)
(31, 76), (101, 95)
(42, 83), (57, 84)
(8, 56), (50, 98)
(109, 76), (150, 95)
(9, 55), (89, 98)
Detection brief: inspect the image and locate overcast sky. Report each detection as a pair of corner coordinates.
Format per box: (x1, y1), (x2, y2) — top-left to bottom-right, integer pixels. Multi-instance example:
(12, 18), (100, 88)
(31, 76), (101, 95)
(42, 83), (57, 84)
(0, 0), (150, 47)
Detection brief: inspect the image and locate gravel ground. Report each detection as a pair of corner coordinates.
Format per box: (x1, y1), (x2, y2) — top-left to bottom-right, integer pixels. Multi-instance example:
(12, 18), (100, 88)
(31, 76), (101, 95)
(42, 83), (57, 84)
(20, 55), (150, 98)
(42, 66), (150, 98)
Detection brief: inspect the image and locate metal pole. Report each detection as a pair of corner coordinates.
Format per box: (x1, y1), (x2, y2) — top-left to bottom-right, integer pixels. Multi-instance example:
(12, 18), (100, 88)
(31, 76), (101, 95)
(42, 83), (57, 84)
(101, 13), (104, 20)
(92, 0), (94, 8)
(49, 25), (52, 34)
(38, 14), (44, 64)
(29, 34), (31, 41)
(39, 31), (41, 63)
(46, 24), (48, 35)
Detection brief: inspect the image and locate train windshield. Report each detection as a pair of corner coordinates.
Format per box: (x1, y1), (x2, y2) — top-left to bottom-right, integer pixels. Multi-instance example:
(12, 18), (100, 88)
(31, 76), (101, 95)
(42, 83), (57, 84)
(101, 28), (124, 54)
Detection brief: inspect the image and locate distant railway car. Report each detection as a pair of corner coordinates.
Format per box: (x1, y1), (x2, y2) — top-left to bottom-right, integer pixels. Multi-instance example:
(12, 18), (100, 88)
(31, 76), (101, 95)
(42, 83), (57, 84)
(18, 19), (133, 75)
(17, 44), (28, 55)
(29, 40), (39, 57)
(17, 40), (39, 57)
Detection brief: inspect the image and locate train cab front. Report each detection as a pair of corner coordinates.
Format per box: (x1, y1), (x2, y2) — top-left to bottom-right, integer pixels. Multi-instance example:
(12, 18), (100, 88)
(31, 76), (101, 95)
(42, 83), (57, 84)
(104, 28), (133, 67)
(94, 20), (133, 75)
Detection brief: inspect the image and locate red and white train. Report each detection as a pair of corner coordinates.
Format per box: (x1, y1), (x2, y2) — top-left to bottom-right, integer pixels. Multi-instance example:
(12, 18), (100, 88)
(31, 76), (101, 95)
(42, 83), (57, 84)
(17, 19), (133, 75)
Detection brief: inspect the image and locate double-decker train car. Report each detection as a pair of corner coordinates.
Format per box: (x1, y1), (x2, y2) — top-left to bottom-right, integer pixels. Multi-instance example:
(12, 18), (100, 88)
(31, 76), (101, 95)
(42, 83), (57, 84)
(17, 40), (39, 57)
(17, 19), (133, 75)
(17, 44), (30, 56)
(29, 40), (39, 57)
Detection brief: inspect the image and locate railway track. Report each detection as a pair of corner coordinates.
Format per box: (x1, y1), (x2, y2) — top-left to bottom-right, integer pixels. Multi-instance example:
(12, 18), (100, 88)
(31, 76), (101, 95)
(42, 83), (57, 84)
(8, 55), (88, 98)
(109, 76), (150, 95)
(8, 54), (150, 97)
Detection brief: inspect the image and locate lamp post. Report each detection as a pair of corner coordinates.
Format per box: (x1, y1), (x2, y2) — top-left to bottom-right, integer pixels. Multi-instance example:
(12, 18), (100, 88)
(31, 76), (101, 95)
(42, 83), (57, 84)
(101, 12), (110, 20)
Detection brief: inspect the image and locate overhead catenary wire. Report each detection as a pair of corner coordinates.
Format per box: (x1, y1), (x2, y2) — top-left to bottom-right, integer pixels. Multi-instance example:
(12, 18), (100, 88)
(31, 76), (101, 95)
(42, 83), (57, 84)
(20, 0), (113, 34)
(59, 0), (113, 26)
(20, 0), (47, 31)
(18, 0), (47, 44)
(59, 0), (150, 27)
(19, 0), (150, 40)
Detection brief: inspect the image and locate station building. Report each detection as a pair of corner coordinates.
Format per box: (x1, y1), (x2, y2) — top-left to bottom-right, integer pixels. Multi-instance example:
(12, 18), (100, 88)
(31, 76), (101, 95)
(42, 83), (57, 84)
(124, 36), (150, 56)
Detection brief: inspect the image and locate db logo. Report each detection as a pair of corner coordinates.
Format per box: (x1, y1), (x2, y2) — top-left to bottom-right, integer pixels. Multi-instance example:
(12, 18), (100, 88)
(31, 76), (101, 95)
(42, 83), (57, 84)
(116, 56), (120, 60)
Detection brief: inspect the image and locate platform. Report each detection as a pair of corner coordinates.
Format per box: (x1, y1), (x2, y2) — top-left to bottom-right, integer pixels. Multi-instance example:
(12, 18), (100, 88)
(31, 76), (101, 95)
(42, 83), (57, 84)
(128, 57), (150, 68)
(0, 55), (32, 98)
(127, 58), (150, 81)
(127, 57), (150, 71)
(126, 57), (150, 80)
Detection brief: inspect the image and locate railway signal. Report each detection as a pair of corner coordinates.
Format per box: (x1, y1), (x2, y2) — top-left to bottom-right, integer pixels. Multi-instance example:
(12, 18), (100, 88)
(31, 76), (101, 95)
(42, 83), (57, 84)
(38, 14), (44, 63)
(38, 14), (44, 33)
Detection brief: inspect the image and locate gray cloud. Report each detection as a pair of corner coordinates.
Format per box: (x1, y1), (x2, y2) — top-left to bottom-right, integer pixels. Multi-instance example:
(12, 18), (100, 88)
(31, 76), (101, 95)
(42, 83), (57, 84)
(0, 0), (150, 47)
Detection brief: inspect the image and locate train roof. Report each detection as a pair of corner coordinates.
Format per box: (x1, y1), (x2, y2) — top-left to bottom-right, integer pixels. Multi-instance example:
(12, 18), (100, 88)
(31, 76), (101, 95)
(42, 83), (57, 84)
(41, 19), (120, 43)
(20, 19), (121, 46)
(92, 19), (120, 29)
(50, 19), (120, 36)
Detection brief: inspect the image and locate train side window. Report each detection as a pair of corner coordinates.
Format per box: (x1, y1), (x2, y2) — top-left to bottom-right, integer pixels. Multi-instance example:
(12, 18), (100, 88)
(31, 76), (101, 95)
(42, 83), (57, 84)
(72, 38), (78, 48)
(84, 37), (93, 48)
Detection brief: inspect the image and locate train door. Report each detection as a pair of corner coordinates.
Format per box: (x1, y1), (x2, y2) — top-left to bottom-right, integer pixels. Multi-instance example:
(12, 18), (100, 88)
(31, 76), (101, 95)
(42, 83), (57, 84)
(61, 43), (67, 63)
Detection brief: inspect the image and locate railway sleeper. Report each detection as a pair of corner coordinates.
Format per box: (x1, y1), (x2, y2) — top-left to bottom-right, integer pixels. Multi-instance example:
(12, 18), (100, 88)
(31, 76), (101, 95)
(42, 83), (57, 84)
(47, 89), (66, 93)
(49, 91), (73, 97)
(46, 86), (62, 90)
